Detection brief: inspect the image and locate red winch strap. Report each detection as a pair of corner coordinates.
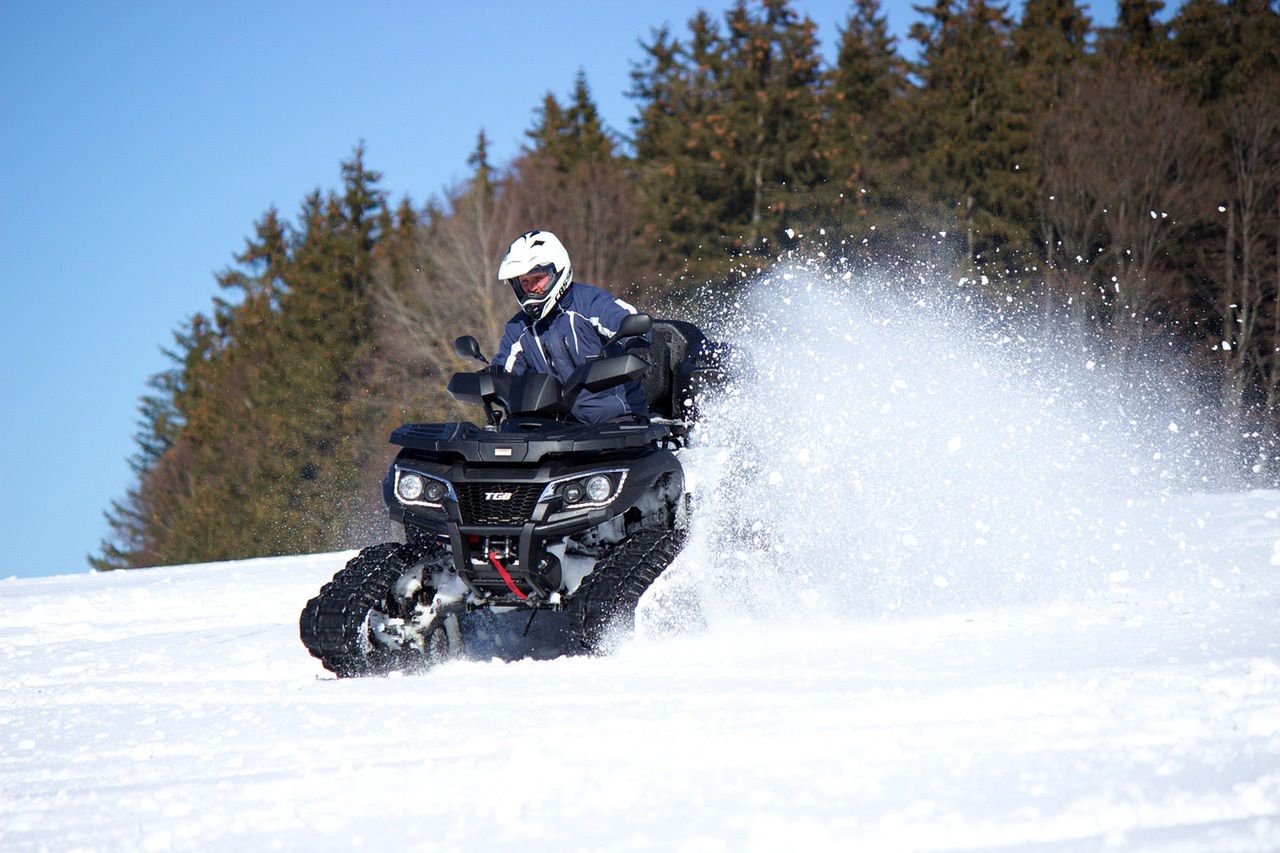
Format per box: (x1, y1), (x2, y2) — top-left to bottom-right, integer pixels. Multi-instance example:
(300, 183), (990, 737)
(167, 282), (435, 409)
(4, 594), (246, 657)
(488, 552), (528, 600)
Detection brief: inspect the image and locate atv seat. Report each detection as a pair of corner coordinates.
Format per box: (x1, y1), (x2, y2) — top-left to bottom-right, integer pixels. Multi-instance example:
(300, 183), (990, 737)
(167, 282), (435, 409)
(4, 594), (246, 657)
(641, 319), (725, 421)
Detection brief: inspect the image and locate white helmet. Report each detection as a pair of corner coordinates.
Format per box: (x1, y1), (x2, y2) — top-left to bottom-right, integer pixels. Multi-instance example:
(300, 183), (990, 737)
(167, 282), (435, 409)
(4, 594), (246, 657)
(497, 230), (573, 321)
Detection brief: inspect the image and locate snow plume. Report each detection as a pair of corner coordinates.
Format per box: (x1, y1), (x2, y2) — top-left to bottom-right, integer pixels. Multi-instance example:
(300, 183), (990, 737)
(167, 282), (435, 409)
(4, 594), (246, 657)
(643, 260), (1240, 631)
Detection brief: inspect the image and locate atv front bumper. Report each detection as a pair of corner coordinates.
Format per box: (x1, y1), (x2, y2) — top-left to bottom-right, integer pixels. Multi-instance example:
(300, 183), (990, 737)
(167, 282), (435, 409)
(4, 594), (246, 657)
(384, 450), (681, 599)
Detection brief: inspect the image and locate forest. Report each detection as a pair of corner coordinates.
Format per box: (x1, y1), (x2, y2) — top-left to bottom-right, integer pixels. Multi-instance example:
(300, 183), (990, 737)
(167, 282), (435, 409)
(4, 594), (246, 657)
(93, 0), (1280, 570)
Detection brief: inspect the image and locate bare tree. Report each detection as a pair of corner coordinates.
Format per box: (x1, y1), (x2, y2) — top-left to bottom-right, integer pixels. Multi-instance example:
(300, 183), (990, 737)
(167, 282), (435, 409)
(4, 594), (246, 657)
(503, 153), (657, 301)
(1037, 63), (1213, 352)
(1217, 83), (1280, 421)
(374, 179), (517, 425)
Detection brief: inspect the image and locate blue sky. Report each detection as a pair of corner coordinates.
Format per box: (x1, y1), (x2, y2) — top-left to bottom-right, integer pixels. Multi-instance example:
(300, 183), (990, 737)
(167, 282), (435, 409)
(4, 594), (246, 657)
(2, 0), (1120, 578)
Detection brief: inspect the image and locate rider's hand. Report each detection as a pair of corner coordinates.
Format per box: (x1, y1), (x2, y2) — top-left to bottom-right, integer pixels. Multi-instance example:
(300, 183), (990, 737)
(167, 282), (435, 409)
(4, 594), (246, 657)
(481, 364), (506, 377)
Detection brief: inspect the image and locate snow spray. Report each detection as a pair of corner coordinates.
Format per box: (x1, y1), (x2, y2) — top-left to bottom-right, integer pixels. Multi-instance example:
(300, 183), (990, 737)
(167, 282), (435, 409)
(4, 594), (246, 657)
(640, 259), (1241, 632)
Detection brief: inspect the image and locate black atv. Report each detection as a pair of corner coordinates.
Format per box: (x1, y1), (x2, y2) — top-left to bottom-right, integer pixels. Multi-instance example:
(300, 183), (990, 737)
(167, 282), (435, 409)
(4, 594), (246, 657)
(299, 314), (724, 677)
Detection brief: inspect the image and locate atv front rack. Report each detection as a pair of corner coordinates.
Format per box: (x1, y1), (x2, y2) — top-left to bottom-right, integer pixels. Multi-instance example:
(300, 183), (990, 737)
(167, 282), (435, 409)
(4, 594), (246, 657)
(390, 419), (672, 463)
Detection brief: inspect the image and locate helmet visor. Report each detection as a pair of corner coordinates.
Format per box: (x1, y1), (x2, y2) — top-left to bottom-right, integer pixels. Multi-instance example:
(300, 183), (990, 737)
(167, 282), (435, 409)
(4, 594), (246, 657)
(515, 264), (556, 297)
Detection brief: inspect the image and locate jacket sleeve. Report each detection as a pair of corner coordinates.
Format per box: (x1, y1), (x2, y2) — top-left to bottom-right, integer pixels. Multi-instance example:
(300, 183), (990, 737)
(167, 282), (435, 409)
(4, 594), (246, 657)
(492, 321), (528, 374)
(585, 288), (651, 351)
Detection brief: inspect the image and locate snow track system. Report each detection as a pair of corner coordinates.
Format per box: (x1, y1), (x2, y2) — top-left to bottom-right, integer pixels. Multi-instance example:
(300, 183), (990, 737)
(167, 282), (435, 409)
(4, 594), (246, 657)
(566, 527), (686, 651)
(300, 528), (687, 677)
(298, 543), (435, 678)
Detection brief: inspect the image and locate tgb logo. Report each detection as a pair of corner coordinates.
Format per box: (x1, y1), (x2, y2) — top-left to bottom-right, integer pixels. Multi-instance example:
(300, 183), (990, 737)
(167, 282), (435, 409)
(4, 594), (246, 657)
(485, 491), (514, 501)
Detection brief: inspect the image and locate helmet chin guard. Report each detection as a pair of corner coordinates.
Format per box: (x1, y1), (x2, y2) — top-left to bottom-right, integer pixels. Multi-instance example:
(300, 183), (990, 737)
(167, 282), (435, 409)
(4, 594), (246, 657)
(498, 230), (573, 322)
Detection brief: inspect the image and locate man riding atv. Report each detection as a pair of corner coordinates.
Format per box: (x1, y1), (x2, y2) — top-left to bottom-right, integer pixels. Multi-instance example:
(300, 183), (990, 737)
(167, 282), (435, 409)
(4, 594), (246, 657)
(491, 230), (650, 424)
(298, 231), (727, 677)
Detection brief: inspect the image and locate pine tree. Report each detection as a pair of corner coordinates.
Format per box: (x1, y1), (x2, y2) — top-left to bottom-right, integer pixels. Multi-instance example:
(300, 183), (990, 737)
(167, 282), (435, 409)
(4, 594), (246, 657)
(93, 150), (390, 568)
(819, 0), (917, 248)
(910, 0), (1034, 268)
(630, 14), (736, 277)
(1101, 0), (1169, 61)
(527, 71), (615, 170)
(1013, 0), (1091, 106)
(630, 1), (825, 279)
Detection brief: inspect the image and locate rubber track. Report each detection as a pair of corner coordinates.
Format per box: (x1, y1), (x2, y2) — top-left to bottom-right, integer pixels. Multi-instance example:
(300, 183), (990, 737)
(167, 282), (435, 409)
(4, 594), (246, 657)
(299, 542), (423, 677)
(567, 527), (686, 653)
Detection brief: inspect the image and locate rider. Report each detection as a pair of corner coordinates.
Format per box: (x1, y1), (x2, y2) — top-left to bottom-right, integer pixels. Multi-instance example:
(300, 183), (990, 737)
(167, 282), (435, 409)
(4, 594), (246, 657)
(492, 230), (650, 424)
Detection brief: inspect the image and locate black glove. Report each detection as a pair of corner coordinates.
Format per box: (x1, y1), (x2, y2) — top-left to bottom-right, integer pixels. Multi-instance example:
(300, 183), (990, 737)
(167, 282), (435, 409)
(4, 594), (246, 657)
(480, 363), (506, 377)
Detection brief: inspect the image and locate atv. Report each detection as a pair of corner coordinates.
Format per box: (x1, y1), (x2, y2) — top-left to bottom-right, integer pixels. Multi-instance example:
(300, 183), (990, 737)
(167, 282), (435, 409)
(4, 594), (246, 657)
(299, 314), (724, 677)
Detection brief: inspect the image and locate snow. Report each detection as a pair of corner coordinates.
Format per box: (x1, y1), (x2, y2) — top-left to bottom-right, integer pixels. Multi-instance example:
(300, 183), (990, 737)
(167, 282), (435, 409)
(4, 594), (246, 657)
(4, 268), (1279, 849)
(1, 493), (1279, 850)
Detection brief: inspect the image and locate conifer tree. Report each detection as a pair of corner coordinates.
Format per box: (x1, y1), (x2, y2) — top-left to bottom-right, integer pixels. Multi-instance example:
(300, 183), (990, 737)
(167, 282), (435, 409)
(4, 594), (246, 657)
(1101, 0), (1169, 61)
(1013, 0), (1091, 105)
(910, 0), (1034, 268)
(527, 94), (571, 164)
(716, 0), (826, 249)
(1168, 0), (1280, 101)
(1121, 0), (1167, 50)
(527, 71), (615, 170)
(518, 72), (649, 290)
(90, 315), (217, 570)
(1012, 0), (1091, 281)
(466, 128), (494, 198)
(94, 150), (390, 568)
(831, 0), (905, 122)
(820, 0), (917, 247)
(630, 1), (825, 278)
(630, 15), (736, 277)
(564, 71), (614, 163)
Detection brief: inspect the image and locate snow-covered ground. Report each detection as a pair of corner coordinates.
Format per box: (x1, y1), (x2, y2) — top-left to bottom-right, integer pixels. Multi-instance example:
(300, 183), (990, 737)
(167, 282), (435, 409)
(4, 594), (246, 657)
(2, 490), (1278, 851)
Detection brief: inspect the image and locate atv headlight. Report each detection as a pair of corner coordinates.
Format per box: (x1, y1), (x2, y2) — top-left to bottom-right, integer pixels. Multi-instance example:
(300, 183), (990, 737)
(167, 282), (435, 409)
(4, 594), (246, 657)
(538, 469), (628, 510)
(396, 473), (425, 502)
(585, 474), (612, 503)
(394, 468), (453, 507)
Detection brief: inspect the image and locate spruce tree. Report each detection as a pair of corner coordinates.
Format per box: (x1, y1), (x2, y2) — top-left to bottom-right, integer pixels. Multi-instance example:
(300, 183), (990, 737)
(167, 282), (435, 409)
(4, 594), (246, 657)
(1101, 0), (1169, 61)
(630, 1), (825, 279)
(517, 72), (649, 291)
(630, 15), (736, 277)
(94, 150), (390, 568)
(1013, 0), (1091, 105)
(1169, 0), (1280, 101)
(1120, 0), (1167, 51)
(90, 315), (217, 570)
(820, 0), (917, 248)
(910, 0), (1034, 269)
(466, 128), (494, 198)
(527, 71), (615, 171)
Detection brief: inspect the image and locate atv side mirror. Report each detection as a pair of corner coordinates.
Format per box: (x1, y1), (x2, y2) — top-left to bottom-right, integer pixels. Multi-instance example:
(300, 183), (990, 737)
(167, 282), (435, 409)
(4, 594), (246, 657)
(454, 335), (489, 365)
(603, 313), (652, 350)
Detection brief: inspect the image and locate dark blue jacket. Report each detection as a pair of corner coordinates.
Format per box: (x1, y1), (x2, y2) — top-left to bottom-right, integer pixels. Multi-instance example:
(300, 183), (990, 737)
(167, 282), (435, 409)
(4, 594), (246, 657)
(493, 283), (650, 423)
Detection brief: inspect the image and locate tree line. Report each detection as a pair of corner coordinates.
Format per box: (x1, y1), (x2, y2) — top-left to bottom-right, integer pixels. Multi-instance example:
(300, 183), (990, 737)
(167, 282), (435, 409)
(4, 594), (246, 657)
(93, 0), (1280, 570)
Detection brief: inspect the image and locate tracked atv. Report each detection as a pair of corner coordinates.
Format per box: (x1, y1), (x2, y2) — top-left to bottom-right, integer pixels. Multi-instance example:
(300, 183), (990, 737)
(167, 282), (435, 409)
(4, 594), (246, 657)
(299, 314), (724, 677)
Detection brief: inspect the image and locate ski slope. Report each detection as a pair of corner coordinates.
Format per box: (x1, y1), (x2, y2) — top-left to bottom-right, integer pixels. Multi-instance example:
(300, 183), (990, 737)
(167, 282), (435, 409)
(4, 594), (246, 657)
(2, 490), (1278, 851)
(7, 270), (1280, 849)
